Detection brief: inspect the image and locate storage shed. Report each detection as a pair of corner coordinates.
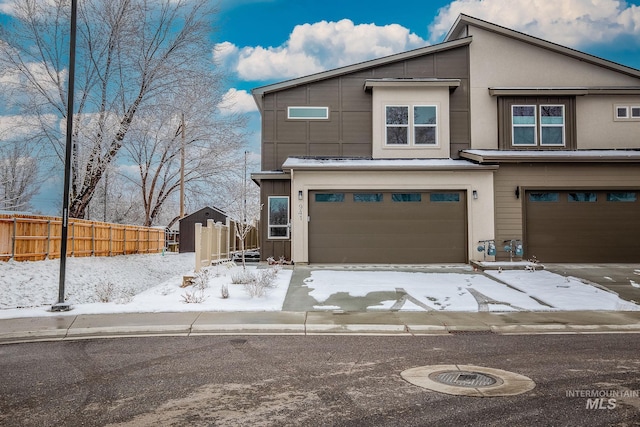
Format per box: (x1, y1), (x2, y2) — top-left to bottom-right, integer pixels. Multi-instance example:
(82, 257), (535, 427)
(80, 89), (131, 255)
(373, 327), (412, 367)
(178, 206), (227, 253)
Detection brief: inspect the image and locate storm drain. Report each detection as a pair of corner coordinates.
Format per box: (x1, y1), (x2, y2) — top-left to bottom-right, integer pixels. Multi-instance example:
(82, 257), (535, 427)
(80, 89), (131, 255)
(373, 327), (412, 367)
(401, 364), (535, 397)
(432, 371), (498, 388)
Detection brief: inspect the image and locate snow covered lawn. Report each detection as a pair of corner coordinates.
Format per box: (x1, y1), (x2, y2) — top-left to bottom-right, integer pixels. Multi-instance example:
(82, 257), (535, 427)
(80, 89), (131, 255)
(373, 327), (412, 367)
(0, 253), (291, 319)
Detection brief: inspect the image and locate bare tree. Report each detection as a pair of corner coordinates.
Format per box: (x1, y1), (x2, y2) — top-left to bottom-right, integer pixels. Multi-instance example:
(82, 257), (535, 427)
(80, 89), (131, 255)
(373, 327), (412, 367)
(0, 0), (221, 220)
(0, 139), (39, 211)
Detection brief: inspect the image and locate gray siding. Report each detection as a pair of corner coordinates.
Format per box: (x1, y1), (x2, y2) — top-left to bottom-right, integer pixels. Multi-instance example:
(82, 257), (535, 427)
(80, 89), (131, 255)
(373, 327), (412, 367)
(494, 163), (640, 261)
(260, 45), (471, 170)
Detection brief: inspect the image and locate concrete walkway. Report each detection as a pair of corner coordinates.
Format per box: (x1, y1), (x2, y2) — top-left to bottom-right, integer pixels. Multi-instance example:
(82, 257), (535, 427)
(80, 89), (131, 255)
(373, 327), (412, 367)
(2, 263), (640, 344)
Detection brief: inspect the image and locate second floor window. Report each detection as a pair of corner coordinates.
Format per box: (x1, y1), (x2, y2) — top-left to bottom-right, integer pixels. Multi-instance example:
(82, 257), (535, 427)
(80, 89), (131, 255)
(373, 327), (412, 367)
(386, 105), (437, 146)
(512, 104), (565, 146)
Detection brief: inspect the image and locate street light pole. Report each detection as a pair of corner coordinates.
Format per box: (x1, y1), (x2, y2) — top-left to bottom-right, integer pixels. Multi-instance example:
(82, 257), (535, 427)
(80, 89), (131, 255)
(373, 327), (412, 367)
(179, 112), (185, 219)
(52, 0), (77, 312)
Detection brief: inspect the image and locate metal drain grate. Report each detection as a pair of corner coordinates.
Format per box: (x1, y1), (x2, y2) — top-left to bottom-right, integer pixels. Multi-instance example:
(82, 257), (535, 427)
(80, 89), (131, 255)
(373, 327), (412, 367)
(431, 371), (497, 388)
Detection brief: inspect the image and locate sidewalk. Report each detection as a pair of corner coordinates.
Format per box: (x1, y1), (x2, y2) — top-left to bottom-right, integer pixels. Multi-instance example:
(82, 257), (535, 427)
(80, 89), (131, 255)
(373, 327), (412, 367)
(2, 310), (640, 344)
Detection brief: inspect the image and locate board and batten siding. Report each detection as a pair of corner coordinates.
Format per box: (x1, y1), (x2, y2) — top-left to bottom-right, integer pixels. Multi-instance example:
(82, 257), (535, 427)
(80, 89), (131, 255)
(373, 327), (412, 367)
(259, 179), (292, 261)
(494, 163), (640, 261)
(260, 45), (471, 171)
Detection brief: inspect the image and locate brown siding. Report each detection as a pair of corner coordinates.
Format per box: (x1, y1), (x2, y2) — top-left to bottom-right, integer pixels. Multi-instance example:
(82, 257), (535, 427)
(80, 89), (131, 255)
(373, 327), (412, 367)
(260, 45), (471, 170)
(493, 163), (640, 261)
(259, 179), (292, 261)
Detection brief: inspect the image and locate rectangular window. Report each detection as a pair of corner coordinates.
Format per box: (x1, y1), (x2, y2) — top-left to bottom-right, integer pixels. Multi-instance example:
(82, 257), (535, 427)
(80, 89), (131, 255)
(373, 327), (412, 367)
(430, 193), (460, 202)
(607, 192), (637, 202)
(568, 192), (596, 202)
(528, 192), (559, 202)
(392, 193), (422, 202)
(616, 106), (629, 119)
(287, 106), (329, 120)
(315, 193), (345, 202)
(614, 105), (640, 121)
(540, 105), (565, 146)
(268, 196), (289, 239)
(385, 106), (409, 144)
(353, 193), (383, 202)
(512, 105), (537, 145)
(414, 106), (437, 145)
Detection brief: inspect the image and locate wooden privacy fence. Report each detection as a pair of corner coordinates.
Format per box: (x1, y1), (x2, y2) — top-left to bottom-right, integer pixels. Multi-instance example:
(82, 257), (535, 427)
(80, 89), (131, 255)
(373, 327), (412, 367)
(0, 214), (165, 261)
(194, 218), (259, 272)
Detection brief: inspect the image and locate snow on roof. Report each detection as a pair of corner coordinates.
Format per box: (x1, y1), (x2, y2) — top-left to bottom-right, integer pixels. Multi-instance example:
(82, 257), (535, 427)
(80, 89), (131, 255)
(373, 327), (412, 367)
(282, 157), (496, 171)
(461, 149), (640, 163)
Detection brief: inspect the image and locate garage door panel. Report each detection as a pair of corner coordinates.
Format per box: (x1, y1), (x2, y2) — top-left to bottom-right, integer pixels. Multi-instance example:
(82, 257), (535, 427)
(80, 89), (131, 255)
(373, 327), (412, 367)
(525, 190), (640, 262)
(309, 191), (467, 263)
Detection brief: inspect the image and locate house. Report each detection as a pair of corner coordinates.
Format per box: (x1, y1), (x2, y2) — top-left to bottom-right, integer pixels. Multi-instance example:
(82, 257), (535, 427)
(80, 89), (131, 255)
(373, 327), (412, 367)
(178, 206), (227, 253)
(251, 14), (640, 264)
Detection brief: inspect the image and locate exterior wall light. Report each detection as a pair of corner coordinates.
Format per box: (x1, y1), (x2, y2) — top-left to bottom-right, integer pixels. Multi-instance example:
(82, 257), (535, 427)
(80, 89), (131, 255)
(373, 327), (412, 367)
(298, 190), (303, 200)
(472, 190), (478, 199)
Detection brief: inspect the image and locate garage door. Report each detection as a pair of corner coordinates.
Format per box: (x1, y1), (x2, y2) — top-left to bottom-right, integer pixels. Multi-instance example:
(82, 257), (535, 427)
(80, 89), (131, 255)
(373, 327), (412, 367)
(525, 190), (640, 262)
(309, 191), (467, 263)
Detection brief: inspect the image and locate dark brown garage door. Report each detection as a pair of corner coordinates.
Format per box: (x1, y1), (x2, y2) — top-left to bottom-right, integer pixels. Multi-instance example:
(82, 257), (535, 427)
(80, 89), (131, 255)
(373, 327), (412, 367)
(525, 190), (640, 262)
(309, 191), (467, 263)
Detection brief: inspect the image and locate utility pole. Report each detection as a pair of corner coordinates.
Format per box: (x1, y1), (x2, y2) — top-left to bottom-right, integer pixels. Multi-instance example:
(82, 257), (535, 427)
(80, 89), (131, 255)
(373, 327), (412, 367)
(179, 112), (185, 219)
(53, 0), (77, 312)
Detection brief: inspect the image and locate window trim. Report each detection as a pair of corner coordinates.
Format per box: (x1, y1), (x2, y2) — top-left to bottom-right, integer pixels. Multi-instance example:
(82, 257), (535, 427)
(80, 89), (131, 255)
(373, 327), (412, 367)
(384, 104), (438, 147)
(498, 96), (575, 150)
(511, 105), (537, 146)
(539, 104), (565, 146)
(287, 106), (329, 120)
(614, 104), (640, 121)
(267, 196), (290, 240)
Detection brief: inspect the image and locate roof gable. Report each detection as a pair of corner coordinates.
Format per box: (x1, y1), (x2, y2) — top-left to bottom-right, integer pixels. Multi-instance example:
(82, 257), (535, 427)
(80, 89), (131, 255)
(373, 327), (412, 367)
(446, 14), (640, 80)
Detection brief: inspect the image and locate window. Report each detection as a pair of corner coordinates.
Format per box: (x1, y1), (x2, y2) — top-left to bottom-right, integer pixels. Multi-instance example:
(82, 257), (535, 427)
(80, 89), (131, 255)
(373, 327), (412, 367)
(315, 193), (344, 202)
(414, 106), (437, 145)
(287, 106), (329, 120)
(614, 105), (640, 121)
(568, 192), (596, 202)
(528, 192), (559, 202)
(430, 193), (460, 202)
(540, 105), (565, 146)
(607, 192), (637, 202)
(385, 105), (437, 146)
(353, 193), (383, 202)
(512, 106), (536, 145)
(392, 193), (422, 202)
(511, 105), (564, 146)
(268, 196), (289, 239)
(385, 106), (409, 144)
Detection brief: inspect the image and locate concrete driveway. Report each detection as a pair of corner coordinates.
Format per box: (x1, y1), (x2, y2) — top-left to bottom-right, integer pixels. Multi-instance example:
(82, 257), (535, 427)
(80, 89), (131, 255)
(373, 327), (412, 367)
(282, 263), (640, 312)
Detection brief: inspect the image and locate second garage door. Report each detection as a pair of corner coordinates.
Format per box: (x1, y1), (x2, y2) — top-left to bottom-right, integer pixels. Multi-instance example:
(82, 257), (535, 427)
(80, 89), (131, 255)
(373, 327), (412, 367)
(308, 190), (467, 263)
(525, 190), (640, 262)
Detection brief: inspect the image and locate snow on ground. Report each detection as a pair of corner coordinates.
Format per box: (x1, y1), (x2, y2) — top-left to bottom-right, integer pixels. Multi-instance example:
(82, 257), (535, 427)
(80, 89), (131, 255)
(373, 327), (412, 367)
(0, 254), (638, 319)
(304, 269), (640, 312)
(0, 253), (291, 319)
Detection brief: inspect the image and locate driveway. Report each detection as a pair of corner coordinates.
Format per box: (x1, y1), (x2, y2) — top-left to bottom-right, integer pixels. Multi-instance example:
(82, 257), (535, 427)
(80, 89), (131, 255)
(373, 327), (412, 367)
(282, 263), (640, 312)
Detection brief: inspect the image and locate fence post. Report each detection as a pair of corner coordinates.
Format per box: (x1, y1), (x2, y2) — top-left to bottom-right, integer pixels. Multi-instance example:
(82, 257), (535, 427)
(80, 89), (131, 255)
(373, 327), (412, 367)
(11, 217), (16, 260)
(46, 220), (51, 259)
(194, 222), (203, 272)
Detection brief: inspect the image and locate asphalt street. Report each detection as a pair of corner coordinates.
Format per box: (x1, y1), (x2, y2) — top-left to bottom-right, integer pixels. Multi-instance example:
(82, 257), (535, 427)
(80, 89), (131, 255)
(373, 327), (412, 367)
(1, 334), (639, 426)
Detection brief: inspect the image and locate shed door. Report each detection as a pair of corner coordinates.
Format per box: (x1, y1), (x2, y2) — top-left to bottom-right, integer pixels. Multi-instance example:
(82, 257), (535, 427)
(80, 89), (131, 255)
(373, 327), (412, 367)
(524, 190), (640, 262)
(308, 191), (467, 263)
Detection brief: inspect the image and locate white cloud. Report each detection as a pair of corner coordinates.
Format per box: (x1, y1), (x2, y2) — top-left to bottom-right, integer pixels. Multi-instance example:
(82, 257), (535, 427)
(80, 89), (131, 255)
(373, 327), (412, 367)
(217, 88), (258, 114)
(214, 19), (427, 81)
(428, 0), (640, 48)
